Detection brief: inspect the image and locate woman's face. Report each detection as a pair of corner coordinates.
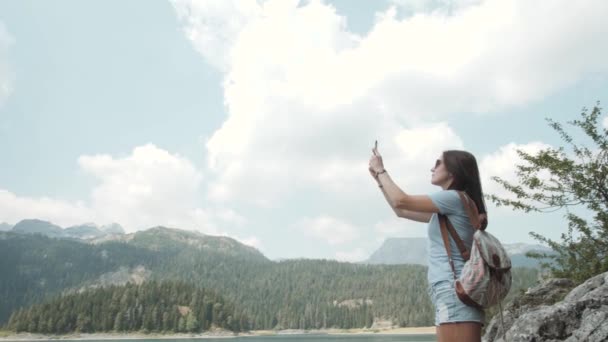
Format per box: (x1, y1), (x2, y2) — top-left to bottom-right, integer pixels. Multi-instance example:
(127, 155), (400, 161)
(431, 155), (453, 188)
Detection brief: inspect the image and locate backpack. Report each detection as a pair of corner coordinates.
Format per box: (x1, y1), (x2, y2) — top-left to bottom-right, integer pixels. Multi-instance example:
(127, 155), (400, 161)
(438, 191), (512, 309)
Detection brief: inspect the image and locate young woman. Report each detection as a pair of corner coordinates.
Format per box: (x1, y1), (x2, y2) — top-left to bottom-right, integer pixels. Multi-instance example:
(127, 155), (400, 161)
(369, 145), (487, 342)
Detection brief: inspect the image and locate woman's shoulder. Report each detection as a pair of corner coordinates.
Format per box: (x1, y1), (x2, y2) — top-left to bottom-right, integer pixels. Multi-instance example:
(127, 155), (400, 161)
(429, 190), (465, 215)
(431, 189), (461, 200)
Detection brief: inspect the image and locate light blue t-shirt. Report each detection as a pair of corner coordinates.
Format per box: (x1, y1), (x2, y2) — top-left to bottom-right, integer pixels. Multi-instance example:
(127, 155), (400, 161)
(427, 190), (475, 285)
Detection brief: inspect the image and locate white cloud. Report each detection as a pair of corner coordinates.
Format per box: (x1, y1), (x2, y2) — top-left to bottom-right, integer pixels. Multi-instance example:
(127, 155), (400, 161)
(78, 144), (208, 231)
(294, 215), (359, 245)
(170, 0), (262, 71)
(0, 144), (245, 237)
(79, 144), (244, 234)
(0, 189), (94, 227)
(173, 0), (608, 207)
(394, 122), (464, 162)
(0, 21), (14, 107)
(603, 116), (608, 130)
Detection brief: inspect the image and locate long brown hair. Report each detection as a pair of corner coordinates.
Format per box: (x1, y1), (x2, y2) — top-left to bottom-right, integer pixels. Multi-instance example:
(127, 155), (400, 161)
(443, 150), (488, 229)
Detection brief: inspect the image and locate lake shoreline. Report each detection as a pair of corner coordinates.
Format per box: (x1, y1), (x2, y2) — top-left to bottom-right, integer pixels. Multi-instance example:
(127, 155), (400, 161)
(0, 327), (436, 340)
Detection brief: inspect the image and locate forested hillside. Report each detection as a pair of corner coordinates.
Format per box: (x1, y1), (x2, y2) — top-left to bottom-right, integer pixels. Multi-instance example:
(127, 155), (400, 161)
(1, 228), (540, 332)
(6, 281), (245, 333)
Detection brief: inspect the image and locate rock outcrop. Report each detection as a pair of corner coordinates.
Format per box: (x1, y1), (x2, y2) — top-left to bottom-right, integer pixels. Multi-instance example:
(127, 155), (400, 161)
(484, 271), (608, 342)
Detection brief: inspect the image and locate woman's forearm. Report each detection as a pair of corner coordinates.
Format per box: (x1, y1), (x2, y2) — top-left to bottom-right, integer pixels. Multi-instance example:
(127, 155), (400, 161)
(378, 181), (404, 216)
(376, 173), (432, 223)
(368, 147), (436, 219)
(376, 171), (407, 207)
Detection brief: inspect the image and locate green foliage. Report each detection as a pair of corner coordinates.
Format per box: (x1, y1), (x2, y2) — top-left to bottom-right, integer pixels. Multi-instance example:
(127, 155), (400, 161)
(6, 281), (245, 334)
(489, 102), (608, 283)
(1, 228), (540, 332)
(0, 232), (159, 324)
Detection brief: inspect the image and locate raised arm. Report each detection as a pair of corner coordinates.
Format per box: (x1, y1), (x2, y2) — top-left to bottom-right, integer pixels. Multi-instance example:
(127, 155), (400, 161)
(371, 170), (435, 222)
(369, 143), (438, 222)
(376, 171), (438, 213)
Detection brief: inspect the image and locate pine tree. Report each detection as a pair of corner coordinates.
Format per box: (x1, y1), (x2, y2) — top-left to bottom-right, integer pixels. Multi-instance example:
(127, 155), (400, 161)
(113, 311), (124, 332)
(76, 313), (92, 333)
(186, 313), (199, 332)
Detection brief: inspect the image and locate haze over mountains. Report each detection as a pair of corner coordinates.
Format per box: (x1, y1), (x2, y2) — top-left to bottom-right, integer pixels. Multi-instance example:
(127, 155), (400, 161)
(0, 223), (433, 329)
(8, 219), (125, 240)
(0, 218), (541, 331)
(3, 218), (552, 268)
(0, 222), (12, 231)
(365, 237), (554, 268)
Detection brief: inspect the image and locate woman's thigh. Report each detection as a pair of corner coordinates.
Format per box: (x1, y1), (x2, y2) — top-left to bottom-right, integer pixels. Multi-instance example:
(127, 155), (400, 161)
(429, 280), (485, 326)
(437, 322), (482, 342)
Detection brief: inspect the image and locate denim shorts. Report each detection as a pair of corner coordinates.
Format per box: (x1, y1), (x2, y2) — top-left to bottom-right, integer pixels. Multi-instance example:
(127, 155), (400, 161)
(427, 279), (485, 326)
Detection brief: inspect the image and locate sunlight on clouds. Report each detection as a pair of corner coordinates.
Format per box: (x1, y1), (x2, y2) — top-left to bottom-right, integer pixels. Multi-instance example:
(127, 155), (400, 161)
(78, 144), (212, 232)
(166, 0), (608, 256)
(173, 0), (608, 208)
(394, 122), (464, 161)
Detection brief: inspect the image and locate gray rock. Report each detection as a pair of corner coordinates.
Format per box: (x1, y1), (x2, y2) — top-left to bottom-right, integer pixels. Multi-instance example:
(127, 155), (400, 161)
(484, 272), (608, 342)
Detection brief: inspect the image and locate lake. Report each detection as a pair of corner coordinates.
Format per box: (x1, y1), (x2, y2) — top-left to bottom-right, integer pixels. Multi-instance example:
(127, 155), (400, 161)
(66, 336), (436, 342)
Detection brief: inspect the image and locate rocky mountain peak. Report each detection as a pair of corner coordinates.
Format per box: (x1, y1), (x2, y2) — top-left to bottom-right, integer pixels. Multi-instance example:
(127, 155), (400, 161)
(12, 219), (64, 237)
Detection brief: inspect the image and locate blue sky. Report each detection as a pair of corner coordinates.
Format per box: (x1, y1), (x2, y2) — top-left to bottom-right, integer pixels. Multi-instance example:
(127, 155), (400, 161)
(1, 0), (607, 261)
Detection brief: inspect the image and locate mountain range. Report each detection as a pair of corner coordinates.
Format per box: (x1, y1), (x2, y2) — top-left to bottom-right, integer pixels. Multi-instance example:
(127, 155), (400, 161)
(4, 219), (553, 268)
(0, 218), (541, 331)
(8, 219), (125, 240)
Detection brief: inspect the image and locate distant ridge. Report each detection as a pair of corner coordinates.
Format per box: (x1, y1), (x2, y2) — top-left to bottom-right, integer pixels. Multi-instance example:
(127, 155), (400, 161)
(12, 219), (64, 238)
(64, 223), (106, 239)
(10, 219), (125, 241)
(364, 237), (427, 265)
(363, 237), (554, 268)
(129, 226), (268, 261)
(5, 218), (267, 262)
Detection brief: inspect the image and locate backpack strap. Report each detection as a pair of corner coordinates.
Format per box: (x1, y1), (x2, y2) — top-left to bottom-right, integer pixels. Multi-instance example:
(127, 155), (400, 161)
(439, 215), (458, 281)
(439, 215), (470, 261)
(438, 191), (481, 264)
(439, 215), (471, 261)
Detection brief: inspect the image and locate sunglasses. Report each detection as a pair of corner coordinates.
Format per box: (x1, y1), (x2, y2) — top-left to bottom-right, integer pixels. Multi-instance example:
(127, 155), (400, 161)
(434, 159), (442, 168)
